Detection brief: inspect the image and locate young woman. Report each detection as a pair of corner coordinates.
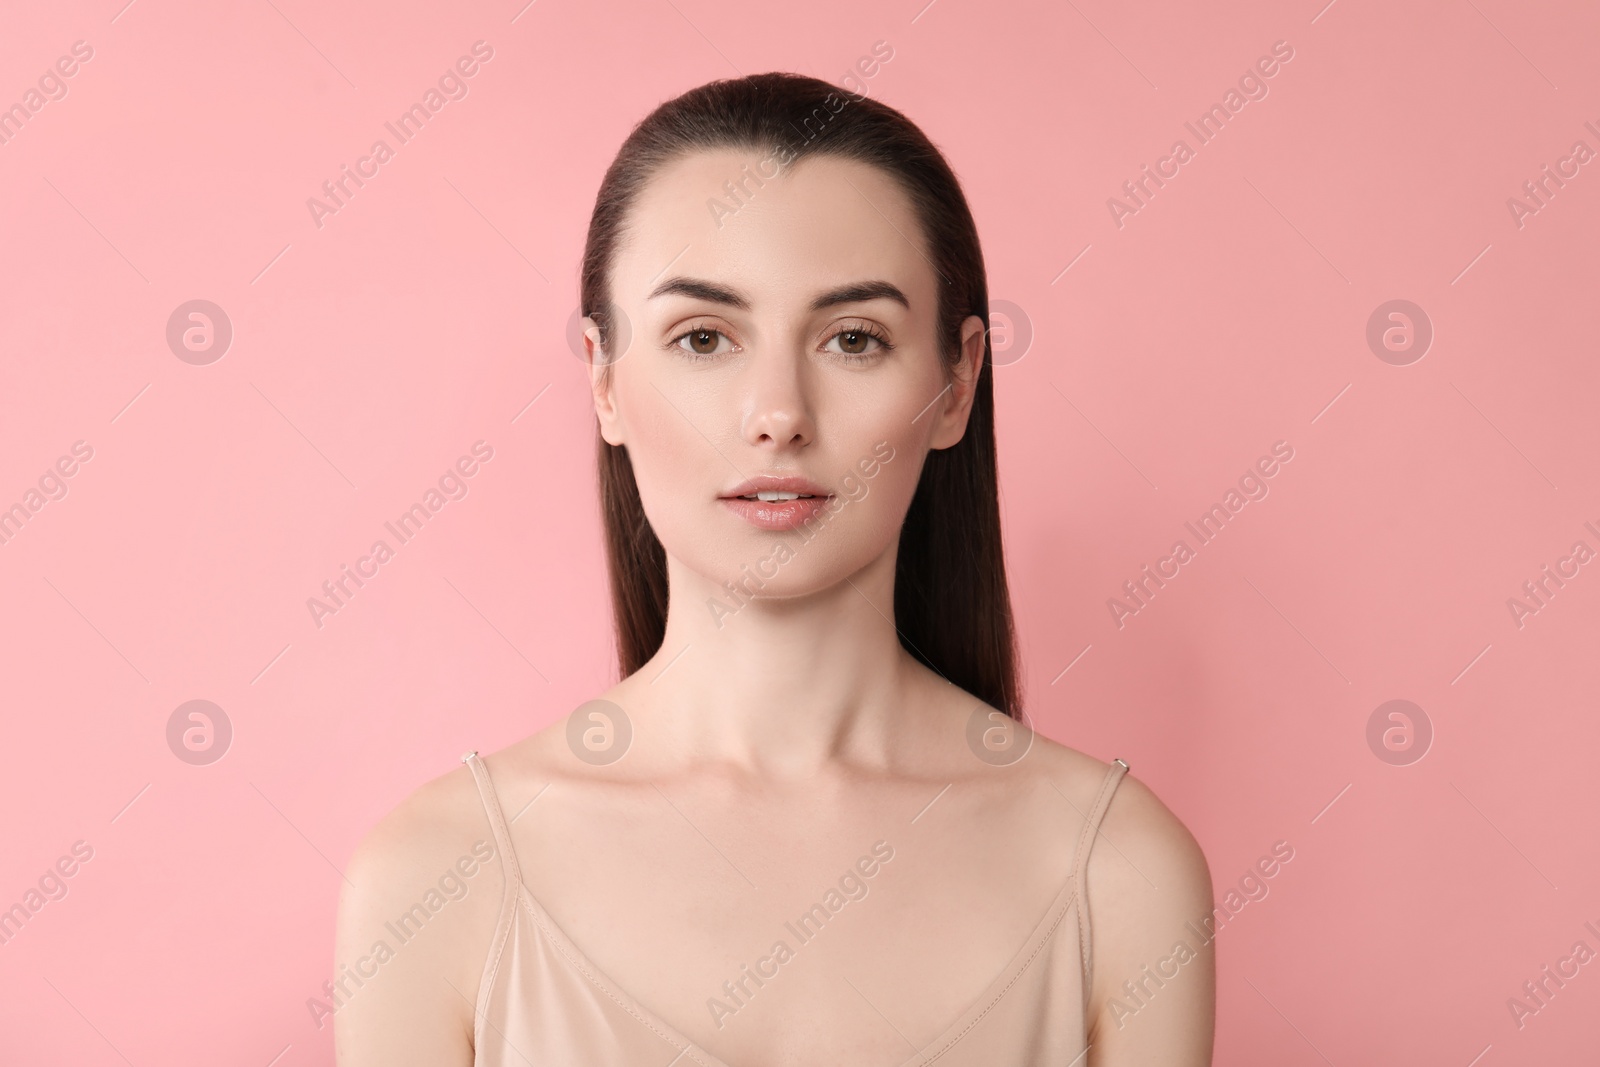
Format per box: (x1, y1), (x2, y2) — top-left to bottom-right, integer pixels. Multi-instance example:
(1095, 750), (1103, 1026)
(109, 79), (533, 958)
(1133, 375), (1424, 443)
(334, 72), (1215, 1066)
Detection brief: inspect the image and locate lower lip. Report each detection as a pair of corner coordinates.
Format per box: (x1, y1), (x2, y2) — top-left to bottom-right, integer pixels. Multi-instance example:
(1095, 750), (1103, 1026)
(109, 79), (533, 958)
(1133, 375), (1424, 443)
(720, 495), (834, 530)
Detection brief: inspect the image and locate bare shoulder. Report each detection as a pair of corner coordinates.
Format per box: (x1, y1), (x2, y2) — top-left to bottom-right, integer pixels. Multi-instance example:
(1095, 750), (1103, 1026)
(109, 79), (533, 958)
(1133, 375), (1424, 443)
(332, 758), (506, 1067)
(1005, 733), (1207, 885)
(1025, 740), (1214, 1064)
(1096, 762), (1210, 892)
(346, 758), (493, 878)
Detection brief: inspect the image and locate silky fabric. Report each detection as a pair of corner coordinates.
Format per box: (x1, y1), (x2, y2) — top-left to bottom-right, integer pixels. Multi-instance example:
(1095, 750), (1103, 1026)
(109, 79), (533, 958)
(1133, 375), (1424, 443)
(460, 750), (1128, 1066)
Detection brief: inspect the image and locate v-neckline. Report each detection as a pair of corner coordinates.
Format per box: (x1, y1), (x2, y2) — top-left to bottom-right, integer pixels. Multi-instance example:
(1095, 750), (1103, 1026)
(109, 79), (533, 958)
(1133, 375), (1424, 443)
(505, 865), (1084, 1067)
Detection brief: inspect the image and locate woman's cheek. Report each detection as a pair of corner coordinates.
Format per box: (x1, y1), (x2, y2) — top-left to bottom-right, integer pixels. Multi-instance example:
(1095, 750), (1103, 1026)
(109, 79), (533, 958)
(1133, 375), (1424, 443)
(873, 447), (925, 525)
(835, 429), (918, 533)
(626, 407), (711, 544)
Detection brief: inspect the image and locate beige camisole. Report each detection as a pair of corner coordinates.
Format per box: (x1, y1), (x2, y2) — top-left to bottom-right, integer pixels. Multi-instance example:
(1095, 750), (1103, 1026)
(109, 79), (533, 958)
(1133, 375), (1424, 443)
(460, 750), (1128, 1066)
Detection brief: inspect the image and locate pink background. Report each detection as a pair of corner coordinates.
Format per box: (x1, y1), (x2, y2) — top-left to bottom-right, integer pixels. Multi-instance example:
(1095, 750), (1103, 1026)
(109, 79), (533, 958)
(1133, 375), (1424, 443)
(2, 0), (1598, 1063)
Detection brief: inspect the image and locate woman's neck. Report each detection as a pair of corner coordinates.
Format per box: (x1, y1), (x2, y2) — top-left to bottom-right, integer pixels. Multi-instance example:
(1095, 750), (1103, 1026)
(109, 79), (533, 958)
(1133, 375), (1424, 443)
(623, 547), (930, 779)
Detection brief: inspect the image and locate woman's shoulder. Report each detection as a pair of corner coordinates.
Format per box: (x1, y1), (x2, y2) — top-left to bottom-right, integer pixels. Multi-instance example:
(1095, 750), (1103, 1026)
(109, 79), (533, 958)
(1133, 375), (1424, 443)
(344, 715), (577, 872)
(333, 755), (510, 1060)
(1020, 731), (1209, 885)
(921, 679), (1205, 872)
(338, 756), (511, 977)
(1016, 734), (1215, 1048)
(345, 755), (497, 886)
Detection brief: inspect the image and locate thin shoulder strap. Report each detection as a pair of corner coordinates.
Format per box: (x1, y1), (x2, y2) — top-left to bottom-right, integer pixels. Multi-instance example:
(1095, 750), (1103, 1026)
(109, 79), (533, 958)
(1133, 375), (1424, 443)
(1073, 757), (1129, 1002)
(460, 751), (525, 1047)
(461, 750), (525, 890)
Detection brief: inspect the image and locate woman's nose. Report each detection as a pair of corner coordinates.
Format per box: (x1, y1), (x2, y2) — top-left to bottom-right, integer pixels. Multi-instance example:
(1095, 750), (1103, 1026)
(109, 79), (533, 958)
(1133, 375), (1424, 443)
(740, 344), (815, 448)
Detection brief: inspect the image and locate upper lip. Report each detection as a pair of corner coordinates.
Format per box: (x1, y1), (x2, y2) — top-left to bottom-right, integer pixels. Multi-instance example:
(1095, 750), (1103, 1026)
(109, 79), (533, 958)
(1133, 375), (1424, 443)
(720, 474), (832, 498)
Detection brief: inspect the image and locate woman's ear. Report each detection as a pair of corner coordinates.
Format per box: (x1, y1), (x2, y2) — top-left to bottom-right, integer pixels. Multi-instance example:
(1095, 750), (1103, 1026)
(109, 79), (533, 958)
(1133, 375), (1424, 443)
(928, 314), (987, 450)
(585, 316), (627, 446)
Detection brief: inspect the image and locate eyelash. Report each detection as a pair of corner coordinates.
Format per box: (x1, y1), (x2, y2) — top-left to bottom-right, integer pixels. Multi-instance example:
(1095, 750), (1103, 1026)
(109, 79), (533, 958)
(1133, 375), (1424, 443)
(667, 321), (895, 363)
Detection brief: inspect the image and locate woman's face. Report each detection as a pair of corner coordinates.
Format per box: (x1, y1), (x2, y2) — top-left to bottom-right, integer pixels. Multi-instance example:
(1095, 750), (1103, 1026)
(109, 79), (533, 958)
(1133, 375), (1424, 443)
(588, 149), (985, 600)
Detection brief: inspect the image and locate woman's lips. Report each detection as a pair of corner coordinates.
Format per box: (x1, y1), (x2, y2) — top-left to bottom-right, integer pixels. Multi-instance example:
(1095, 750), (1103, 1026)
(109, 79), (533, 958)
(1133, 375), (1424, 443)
(718, 474), (834, 530)
(719, 494), (834, 531)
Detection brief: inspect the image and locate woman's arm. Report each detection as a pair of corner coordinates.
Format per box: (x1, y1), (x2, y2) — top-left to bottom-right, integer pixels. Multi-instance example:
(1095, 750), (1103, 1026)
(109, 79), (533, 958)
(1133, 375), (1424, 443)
(1084, 772), (1217, 1065)
(332, 770), (498, 1066)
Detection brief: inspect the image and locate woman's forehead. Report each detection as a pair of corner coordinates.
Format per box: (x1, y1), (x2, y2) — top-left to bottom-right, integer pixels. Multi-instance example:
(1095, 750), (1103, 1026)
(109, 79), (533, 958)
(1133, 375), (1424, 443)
(612, 150), (934, 309)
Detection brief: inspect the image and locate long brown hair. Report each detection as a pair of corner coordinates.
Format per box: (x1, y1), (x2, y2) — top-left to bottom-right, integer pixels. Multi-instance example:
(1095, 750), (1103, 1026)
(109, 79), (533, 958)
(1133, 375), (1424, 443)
(580, 71), (1020, 717)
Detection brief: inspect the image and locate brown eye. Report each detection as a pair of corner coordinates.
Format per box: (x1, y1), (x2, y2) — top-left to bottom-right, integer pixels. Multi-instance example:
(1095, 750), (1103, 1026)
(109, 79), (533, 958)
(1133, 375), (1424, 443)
(673, 327), (732, 358)
(824, 326), (889, 359)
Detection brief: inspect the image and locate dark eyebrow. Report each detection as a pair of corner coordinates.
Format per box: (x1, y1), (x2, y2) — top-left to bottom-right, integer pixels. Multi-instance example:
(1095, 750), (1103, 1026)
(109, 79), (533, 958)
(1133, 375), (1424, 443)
(808, 281), (910, 312)
(646, 277), (910, 313)
(648, 277), (750, 309)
